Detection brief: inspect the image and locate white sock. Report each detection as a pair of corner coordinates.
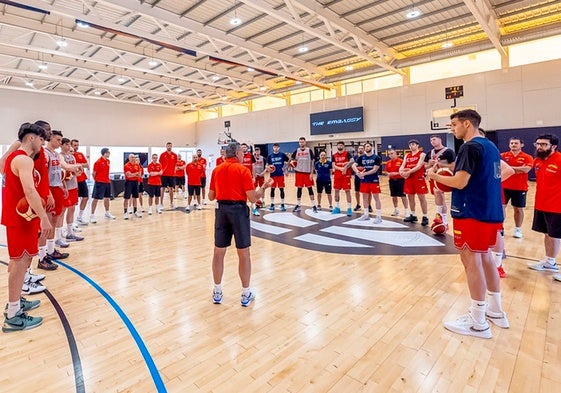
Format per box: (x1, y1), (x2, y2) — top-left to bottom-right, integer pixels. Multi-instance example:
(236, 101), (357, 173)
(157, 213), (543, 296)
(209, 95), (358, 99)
(39, 246), (46, 260)
(377, 209), (382, 217)
(242, 287), (251, 296)
(214, 284), (222, 293)
(487, 291), (503, 314)
(411, 211), (417, 217)
(67, 224), (74, 236)
(436, 205), (443, 215)
(405, 208), (411, 217)
(55, 227), (62, 241)
(47, 239), (55, 254)
(347, 202), (352, 209)
(7, 301), (20, 319)
(441, 213), (448, 224)
(335, 201), (340, 208)
(492, 252), (503, 268)
(470, 299), (487, 325)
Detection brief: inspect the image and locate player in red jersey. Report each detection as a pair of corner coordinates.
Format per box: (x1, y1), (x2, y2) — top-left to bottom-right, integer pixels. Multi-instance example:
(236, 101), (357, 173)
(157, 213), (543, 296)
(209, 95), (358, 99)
(399, 139), (429, 225)
(123, 153), (143, 219)
(71, 139), (90, 225)
(425, 135), (455, 226)
(196, 149), (208, 204)
(90, 148), (114, 222)
(385, 149), (410, 218)
(60, 139), (85, 242)
(331, 141), (354, 216)
(216, 148), (226, 166)
(291, 137), (317, 212)
(527, 134), (561, 279)
(174, 154), (186, 198)
(2, 123), (53, 332)
(147, 154), (163, 214)
(500, 137), (534, 239)
(185, 156), (204, 212)
(159, 142), (178, 209)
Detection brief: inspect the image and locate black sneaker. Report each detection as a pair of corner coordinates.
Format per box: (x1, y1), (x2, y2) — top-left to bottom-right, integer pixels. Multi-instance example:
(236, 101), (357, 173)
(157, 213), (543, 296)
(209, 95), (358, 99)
(353, 204), (361, 212)
(37, 257), (58, 270)
(312, 206), (318, 213)
(421, 216), (429, 226)
(368, 205), (373, 213)
(404, 214), (418, 223)
(48, 249), (69, 260)
(293, 205), (301, 212)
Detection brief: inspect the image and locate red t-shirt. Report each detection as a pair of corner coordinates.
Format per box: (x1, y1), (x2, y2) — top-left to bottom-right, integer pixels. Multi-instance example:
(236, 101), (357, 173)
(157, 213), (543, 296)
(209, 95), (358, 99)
(124, 162), (142, 181)
(175, 160), (186, 177)
(197, 156), (207, 178)
(385, 158), (404, 180)
(159, 150), (178, 176)
(147, 162), (162, 186)
(533, 151), (561, 213)
(209, 158), (254, 201)
(241, 152), (254, 173)
(404, 151), (425, 180)
(186, 163), (203, 186)
(73, 151), (88, 182)
(216, 156), (225, 166)
(501, 151), (533, 191)
(332, 151), (352, 177)
(93, 156), (110, 183)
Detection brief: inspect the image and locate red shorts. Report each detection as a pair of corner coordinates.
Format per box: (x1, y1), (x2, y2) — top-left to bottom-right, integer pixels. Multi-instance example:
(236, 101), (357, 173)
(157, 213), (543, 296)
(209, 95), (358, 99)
(64, 188), (79, 207)
(6, 221), (40, 259)
(254, 176), (265, 188)
(50, 186), (65, 215)
(333, 174), (351, 190)
(360, 182), (381, 194)
(453, 218), (502, 252)
(295, 172), (314, 188)
(271, 175), (285, 189)
(404, 177), (428, 195)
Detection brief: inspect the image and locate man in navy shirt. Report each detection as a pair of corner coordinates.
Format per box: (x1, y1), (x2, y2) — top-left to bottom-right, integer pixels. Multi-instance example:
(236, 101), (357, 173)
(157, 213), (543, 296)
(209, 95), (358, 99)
(352, 143), (383, 223)
(314, 150), (333, 210)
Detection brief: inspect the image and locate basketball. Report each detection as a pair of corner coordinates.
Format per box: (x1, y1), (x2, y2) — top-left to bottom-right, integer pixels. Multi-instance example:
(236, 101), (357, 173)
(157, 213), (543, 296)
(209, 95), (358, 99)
(16, 197), (46, 221)
(356, 166), (365, 173)
(255, 200), (264, 208)
(431, 214), (447, 235)
(268, 164), (275, 172)
(62, 169), (74, 181)
(434, 168), (453, 192)
(289, 160), (297, 169)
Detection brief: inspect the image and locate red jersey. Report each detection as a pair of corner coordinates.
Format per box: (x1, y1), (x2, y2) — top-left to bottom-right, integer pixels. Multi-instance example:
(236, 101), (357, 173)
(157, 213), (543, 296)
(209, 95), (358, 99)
(241, 152), (254, 173)
(93, 156), (110, 183)
(385, 158), (404, 180)
(73, 151), (88, 182)
(175, 159), (186, 177)
(124, 161), (142, 181)
(209, 158), (254, 201)
(332, 150), (352, 177)
(501, 151), (533, 191)
(186, 162), (203, 186)
(404, 151), (425, 180)
(533, 151), (561, 213)
(2, 150), (40, 226)
(197, 156), (207, 178)
(159, 150), (178, 176)
(34, 147), (49, 198)
(147, 162), (162, 186)
(216, 156), (225, 166)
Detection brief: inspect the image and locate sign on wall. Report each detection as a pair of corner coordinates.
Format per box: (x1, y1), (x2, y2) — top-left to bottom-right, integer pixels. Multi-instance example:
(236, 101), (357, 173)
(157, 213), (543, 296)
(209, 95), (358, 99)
(310, 107), (364, 135)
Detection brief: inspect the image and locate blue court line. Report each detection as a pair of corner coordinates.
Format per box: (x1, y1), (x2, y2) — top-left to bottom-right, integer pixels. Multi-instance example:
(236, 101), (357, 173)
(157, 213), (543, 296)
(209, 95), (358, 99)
(55, 259), (167, 393)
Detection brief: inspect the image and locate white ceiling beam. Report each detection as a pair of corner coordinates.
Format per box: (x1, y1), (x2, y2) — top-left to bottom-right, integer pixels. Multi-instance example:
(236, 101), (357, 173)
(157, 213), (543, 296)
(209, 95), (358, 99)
(462, 0), (507, 57)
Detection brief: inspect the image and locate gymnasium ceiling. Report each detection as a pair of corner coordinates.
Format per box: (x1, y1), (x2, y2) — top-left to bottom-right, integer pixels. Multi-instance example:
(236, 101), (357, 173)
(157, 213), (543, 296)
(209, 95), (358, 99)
(0, 0), (559, 110)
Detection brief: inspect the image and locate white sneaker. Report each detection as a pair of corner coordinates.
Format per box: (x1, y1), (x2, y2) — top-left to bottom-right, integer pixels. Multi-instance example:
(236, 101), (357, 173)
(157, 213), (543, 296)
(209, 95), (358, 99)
(148, 208), (153, 215)
(25, 270), (45, 283)
(528, 260), (559, 272)
(486, 310), (510, 329)
(134, 211), (143, 218)
(22, 279), (46, 295)
(185, 206), (191, 213)
(391, 209), (399, 216)
(105, 211), (116, 219)
(358, 214), (370, 221)
(72, 223), (83, 232)
(444, 312), (492, 339)
(55, 238), (70, 248)
(513, 228), (523, 239)
(196, 205), (202, 210)
(203, 200), (207, 205)
(170, 204), (175, 210)
(157, 205), (163, 214)
(77, 217), (89, 226)
(553, 274), (561, 282)
(123, 212), (130, 220)
(372, 217), (383, 224)
(90, 214), (97, 224)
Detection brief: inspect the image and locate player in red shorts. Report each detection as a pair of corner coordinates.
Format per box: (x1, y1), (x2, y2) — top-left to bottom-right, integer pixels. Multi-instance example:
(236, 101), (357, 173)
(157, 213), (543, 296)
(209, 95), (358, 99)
(2, 123), (53, 332)
(291, 137), (317, 213)
(159, 142), (178, 209)
(61, 138), (85, 242)
(425, 135), (455, 226)
(185, 156), (204, 212)
(428, 109), (508, 339)
(331, 141), (354, 216)
(400, 139), (429, 225)
(196, 149), (208, 205)
(266, 143), (289, 211)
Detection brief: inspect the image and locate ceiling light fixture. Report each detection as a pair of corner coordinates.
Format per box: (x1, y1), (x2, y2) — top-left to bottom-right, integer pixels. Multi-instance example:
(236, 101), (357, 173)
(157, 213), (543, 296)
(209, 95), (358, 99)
(260, 86), (267, 91)
(147, 98), (154, 103)
(247, 67), (255, 72)
(94, 90), (101, 95)
(76, 20), (90, 28)
(298, 46), (308, 53)
(221, 96), (227, 100)
(441, 41), (454, 49)
(25, 81), (34, 87)
(148, 59), (159, 67)
(56, 38), (68, 47)
(175, 87), (183, 93)
(211, 75), (220, 81)
(406, 2), (422, 19)
(345, 65), (354, 71)
(38, 63), (48, 70)
(117, 76), (127, 83)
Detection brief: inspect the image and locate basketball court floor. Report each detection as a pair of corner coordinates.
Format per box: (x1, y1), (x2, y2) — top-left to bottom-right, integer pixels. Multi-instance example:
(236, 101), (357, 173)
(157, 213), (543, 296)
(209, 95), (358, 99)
(1, 178), (559, 392)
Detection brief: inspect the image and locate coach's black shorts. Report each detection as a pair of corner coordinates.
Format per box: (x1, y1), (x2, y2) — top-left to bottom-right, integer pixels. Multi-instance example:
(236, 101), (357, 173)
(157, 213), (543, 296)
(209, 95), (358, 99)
(77, 181), (89, 198)
(215, 202), (251, 249)
(389, 178), (405, 197)
(187, 185), (201, 196)
(92, 182), (111, 200)
(175, 176), (185, 187)
(161, 176), (175, 188)
(146, 184), (161, 198)
(532, 209), (561, 239)
(124, 180), (139, 199)
(200, 177), (207, 188)
(503, 189), (527, 208)
(316, 179), (332, 194)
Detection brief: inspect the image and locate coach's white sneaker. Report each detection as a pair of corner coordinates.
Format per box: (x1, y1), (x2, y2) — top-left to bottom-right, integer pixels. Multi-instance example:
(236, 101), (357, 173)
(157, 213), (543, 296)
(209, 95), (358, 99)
(486, 310), (510, 329)
(444, 312), (492, 339)
(105, 211), (116, 220)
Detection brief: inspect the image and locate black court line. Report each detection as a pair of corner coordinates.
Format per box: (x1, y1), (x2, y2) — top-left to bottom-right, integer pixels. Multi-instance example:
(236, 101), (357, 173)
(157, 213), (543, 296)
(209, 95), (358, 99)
(0, 260), (85, 393)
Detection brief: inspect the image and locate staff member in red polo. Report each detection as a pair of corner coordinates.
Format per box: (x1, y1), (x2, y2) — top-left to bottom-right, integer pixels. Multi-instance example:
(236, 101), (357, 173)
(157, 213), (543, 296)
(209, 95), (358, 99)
(208, 142), (272, 307)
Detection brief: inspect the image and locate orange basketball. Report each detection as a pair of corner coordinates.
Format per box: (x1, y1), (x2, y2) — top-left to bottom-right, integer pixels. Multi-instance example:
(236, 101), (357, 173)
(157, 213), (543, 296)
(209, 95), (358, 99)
(431, 214), (447, 235)
(16, 197), (46, 221)
(268, 164), (275, 172)
(356, 166), (365, 173)
(289, 160), (297, 169)
(434, 168), (453, 192)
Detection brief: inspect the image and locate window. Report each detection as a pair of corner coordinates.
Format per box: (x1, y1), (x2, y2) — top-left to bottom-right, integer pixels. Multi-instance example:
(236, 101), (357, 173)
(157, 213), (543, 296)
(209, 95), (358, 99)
(510, 34), (561, 67)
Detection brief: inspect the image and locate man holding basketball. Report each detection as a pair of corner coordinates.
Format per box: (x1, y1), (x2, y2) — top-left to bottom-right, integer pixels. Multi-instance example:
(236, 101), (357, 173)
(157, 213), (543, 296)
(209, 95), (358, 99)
(266, 143), (289, 211)
(425, 135), (455, 226)
(292, 137), (317, 213)
(400, 139), (429, 225)
(2, 123), (53, 332)
(331, 141), (354, 216)
(427, 109), (508, 339)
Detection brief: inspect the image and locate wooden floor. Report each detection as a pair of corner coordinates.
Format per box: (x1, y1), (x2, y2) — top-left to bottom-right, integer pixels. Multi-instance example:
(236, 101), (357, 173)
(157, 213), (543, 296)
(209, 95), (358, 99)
(0, 179), (560, 393)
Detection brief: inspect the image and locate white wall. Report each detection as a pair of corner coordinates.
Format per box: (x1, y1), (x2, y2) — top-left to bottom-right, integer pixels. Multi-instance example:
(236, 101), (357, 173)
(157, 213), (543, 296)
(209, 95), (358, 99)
(0, 89), (196, 147)
(194, 58), (561, 159)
